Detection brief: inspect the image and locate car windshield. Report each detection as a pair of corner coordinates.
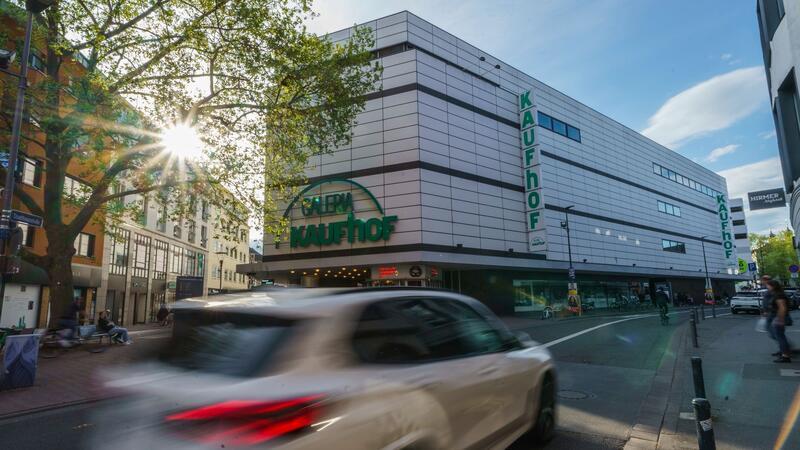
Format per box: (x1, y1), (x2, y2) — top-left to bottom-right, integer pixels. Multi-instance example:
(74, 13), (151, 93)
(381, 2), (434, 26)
(158, 310), (296, 377)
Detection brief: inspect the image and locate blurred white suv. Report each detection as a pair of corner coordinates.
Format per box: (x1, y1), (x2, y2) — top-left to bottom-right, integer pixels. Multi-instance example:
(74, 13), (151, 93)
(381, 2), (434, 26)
(91, 288), (556, 450)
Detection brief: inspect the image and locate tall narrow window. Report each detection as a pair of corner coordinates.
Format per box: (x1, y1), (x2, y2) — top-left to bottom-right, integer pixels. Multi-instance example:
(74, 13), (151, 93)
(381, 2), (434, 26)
(74, 233), (95, 257)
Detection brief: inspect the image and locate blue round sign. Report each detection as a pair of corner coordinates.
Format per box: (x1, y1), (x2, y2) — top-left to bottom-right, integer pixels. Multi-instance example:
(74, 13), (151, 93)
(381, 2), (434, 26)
(790, 265), (799, 273)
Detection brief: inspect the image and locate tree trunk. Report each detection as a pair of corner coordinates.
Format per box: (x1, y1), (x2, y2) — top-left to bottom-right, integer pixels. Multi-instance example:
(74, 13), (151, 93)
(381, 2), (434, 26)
(45, 248), (76, 330)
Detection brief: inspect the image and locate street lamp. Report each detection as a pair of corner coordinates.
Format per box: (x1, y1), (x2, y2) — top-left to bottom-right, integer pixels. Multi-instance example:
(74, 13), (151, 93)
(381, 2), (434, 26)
(0, 0), (55, 325)
(700, 236), (715, 315)
(561, 205), (580, 315)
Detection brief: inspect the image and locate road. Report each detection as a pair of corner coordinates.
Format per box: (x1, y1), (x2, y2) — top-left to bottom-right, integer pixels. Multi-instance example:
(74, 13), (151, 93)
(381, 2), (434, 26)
(0, 309), (692, 450)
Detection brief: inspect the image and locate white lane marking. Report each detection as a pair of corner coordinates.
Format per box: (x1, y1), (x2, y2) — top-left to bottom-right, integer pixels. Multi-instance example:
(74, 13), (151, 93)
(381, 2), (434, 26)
(541, 311), (690, 348)
(780, 369), (800, 377)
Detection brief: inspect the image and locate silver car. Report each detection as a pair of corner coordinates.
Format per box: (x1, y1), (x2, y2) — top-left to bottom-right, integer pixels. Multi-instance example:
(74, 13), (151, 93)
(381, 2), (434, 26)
(91, 288), (556, 450)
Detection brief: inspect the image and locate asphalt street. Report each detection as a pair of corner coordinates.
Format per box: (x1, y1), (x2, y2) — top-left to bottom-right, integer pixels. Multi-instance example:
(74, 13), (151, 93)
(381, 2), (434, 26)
(0, 309), (692, 450)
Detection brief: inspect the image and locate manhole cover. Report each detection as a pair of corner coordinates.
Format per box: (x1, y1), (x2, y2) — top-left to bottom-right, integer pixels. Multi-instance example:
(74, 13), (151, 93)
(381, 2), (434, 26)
(557, 389), (593, 400)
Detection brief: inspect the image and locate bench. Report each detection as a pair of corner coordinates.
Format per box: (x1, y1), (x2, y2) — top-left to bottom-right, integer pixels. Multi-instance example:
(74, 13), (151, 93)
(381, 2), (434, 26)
(77, 325), (115, 352)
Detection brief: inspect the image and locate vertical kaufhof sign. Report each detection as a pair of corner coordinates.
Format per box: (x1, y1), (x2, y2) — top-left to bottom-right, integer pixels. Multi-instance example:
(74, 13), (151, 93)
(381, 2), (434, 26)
(716, 194), (736, 267)
(519, 90), (546, 254)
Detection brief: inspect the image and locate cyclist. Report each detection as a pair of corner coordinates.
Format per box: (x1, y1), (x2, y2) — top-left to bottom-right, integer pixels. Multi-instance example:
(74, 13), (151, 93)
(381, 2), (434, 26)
(655, 287), (670, 325)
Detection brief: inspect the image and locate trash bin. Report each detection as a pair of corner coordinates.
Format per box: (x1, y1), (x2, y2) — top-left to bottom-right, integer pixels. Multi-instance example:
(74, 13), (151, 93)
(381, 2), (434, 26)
(1, 333), (41, 390)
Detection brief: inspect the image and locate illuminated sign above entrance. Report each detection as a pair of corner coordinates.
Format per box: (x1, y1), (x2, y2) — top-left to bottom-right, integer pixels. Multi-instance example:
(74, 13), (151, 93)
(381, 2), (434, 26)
(284, 178), (397, 248)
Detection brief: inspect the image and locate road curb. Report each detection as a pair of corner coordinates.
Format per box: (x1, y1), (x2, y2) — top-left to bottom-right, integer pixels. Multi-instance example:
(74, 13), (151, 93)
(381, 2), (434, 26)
(623, 318), (689, 450)
(0, 397), (102, 422)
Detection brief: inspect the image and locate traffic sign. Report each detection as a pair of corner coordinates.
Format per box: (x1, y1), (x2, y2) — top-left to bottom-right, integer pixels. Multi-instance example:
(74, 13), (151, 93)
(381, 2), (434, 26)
(568, 268), (576, 280)
(790, 264), (799, 274)
(0, 153), (8, 168)
(748, 262), (757, 272)
(7, 210), (42, 227)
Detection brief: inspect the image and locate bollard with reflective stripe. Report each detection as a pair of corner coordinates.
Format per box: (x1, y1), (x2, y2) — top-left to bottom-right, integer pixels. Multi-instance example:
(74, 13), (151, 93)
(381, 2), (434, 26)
(692, 398), (716, 450)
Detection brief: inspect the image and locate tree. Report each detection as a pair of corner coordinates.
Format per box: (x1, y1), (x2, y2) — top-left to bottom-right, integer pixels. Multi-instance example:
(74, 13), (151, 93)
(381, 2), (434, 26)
(750, 229), (799, 284)
(0, 0), (381, 325)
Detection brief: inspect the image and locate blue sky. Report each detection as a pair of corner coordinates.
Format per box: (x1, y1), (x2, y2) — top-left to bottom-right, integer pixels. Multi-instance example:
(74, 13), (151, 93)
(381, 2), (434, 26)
(307, 0), (788, 235)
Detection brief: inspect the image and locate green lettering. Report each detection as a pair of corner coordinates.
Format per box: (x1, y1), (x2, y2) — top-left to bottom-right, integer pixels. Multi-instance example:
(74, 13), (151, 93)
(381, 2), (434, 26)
(524, 148), (536, 166)
(332, 221), (345, 243)
(525, 169), (539, 190)
(290, 226), (303, 248)
(319, 222), (336, 244)
(382, 216), (398, 240)
(529, 211), (541, 230)
(519, 90), (532, 110)
(366, 218), (383, 242)
(301, 224), (318, 247)
(521, 109), (535, 129)
(522, 128), (535, 147)
(527, 191), (540, 209)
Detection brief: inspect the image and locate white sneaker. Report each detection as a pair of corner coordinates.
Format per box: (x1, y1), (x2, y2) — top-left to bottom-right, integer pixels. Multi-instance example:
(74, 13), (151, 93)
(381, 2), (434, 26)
(124, 340), (132, 345)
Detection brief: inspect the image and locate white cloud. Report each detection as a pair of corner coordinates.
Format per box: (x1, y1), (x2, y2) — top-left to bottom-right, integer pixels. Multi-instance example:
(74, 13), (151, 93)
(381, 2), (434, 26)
(720, 53), (732, 60)
(718, 158), (789, 235)
(705, 144), (738, 163)
(642, 67), (767, 148)
(759, 130), (777, 140)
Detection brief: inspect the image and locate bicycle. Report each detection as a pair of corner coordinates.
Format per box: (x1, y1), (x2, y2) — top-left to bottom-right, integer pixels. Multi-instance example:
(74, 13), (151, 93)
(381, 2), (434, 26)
(659, 305), (669, 325)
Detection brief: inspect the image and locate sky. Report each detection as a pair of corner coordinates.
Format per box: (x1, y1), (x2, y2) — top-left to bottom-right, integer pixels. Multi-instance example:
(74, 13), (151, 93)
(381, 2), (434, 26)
(302, 0), (789, 236)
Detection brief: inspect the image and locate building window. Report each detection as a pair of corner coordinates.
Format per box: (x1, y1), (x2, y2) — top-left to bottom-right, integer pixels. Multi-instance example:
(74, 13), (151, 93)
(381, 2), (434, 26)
(652, 163), (721, 198)
(156, 202), (167, 232)
(537, 111), (581, 143)
(64, 176), (91, 203)
(662, 239), (686, 254)
(201, 200), (210, 221)
(173, 223), (182, 239)
(74, 233), (95, 257)
(184, 250), (197, 276)
(29, 51), (45, 72)
(732, 219), (745, 226)
(132, 233), (151, 278)
(734, 233), (748, 239)
(171, 246), (184, 274)
(187, 220), (196, 243)
(657, 200), (681, 217)
(18, 223), (34, 247)
(200, 225), (208, 248)
(153, 240), (168, 280)
(109, 228), (130, 275)
(20, 157), (42, 187)
(731, 206), (744, 213)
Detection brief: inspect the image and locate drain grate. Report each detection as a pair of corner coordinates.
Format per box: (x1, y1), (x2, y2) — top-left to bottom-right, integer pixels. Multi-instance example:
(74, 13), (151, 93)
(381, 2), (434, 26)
(557, 389), (594, 400)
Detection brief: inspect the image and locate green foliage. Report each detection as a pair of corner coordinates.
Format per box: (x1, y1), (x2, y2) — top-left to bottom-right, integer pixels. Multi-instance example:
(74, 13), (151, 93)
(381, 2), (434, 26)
(749, 229), (800, 284)
(0, 0), (381, 254)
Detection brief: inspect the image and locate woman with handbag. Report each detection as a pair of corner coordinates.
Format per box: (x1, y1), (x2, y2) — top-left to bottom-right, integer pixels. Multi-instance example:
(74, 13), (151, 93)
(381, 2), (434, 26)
(765, 280), (793, 363)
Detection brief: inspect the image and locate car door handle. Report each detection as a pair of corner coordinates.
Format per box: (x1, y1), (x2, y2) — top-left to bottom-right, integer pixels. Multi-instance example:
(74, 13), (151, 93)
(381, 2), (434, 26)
(477, 367), (497, 376)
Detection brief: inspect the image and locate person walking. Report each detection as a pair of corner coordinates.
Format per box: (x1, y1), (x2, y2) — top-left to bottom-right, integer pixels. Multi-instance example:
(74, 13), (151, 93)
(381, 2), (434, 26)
(655, 287), (670, 325)
(764, 280), (793, 363)
(761, 275), (777, 343)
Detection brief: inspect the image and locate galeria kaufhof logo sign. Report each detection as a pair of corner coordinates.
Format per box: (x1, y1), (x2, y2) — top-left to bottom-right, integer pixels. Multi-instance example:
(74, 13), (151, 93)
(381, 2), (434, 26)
(284, 178), (398, 248)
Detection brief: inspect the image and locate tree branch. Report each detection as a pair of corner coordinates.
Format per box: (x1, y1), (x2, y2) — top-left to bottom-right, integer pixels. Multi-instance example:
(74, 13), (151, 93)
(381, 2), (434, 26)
(73, 0), (171, 51)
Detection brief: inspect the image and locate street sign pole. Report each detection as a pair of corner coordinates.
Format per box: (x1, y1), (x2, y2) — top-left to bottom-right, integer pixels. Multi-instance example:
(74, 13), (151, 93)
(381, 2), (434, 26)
(0, 10), (35, 327)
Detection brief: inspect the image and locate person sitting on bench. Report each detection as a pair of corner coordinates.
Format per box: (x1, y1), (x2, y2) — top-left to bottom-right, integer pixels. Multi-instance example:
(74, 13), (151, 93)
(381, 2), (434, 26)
(98, 310), (132, 345)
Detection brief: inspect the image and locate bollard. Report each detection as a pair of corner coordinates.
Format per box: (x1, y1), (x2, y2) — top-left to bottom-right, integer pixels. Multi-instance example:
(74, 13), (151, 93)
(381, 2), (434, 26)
(690, 318), (699, 348)
(691, 357), (706, 398)
(712, 302), (716, 318)
(692, 307), (698, 322)
(701, 305), (705, 320)
(692, 398), (716, 450)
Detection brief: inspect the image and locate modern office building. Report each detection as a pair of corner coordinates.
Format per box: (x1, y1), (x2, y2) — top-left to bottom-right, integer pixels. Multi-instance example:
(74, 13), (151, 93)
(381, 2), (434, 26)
(206, 219), (251, 295)
(757, 1), (800, 233)
(242, 11), (745, 314)
(730, 198), (754, 281)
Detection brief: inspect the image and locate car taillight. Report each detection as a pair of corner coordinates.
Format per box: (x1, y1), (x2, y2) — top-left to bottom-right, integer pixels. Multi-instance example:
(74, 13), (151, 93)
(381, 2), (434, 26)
(165, 395), (324, 446)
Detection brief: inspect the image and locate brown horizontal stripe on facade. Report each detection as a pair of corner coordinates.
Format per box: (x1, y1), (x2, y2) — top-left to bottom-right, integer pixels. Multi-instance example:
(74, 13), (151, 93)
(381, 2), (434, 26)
(262, 243), (546, 263)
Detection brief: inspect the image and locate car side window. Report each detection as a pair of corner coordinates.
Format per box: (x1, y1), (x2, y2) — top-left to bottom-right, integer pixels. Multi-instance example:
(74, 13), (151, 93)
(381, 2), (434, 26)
(351, 297), (513, 365)
(351, 300), (432, 364)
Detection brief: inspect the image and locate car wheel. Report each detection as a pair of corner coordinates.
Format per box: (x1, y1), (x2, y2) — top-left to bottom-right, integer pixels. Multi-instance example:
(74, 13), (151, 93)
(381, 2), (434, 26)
(731, 309), (737, 314)
(528, 374), (556, 444)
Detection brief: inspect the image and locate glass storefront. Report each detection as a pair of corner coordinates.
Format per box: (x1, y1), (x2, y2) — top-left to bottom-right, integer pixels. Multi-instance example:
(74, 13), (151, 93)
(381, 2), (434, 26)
(513, 279), (647, 313)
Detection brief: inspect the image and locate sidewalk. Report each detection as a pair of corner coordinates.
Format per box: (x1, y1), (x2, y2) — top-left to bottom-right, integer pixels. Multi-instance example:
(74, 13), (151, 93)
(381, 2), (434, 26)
(658, 313), (800, 449)
(0, 325), (170, 419)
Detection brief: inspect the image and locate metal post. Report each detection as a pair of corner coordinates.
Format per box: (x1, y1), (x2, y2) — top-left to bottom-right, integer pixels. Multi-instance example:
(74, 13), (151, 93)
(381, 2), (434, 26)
(691, 357), (706, 399)
(0, 11), (35, 326)
(692, 398), (716, 450)
(701, 304), (705, 320)
(690, 317), (699, 348)
(563, 206), (579, 316)
(712, 301), (716, 318)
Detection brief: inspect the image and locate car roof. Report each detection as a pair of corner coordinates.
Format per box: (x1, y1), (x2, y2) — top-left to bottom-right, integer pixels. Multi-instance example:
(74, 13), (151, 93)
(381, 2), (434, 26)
(171, 287), (470, 318)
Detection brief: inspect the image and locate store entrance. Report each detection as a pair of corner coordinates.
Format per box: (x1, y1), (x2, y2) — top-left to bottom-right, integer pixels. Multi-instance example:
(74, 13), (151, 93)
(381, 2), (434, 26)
(368, 279), (443, 288)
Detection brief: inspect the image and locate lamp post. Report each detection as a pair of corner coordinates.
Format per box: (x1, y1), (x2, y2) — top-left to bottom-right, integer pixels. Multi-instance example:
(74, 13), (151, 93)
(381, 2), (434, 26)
(0, 1), (55, 326)
(700, 236), (714, 314)
(561, 205), (580, 315)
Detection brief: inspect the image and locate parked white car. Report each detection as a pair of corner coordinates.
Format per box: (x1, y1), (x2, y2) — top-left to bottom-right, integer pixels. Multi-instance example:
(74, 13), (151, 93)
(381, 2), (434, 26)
(90, 288), (557, 450)
(730, 292), (762, 314)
